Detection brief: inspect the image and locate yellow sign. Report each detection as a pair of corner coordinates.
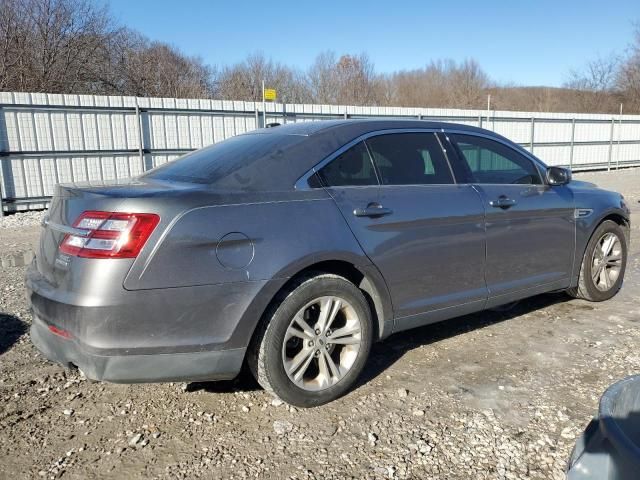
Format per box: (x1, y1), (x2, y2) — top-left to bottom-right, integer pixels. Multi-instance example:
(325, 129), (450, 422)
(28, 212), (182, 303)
(264, 88), (277, 101)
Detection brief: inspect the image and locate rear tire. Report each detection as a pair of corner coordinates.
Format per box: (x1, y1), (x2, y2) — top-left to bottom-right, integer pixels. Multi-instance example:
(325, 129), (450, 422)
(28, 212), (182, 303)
(248, 273), (373, 408)
(567, 220), (627, 302)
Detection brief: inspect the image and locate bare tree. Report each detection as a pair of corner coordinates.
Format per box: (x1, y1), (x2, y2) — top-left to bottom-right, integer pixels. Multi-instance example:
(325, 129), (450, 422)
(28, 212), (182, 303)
(96, 29), (215, 97)
(307, 51), (377, 105)
(448, 59), (490, 108)
(334, 53), (377, 105)
(0, 0), (23, 90)
(563, 56), (620, 112)
(567, 57), (619, 92)
(382, 59), (488, 109)
(0, 0), (215, 97)
(617, 23), (640, 110)
(216, 52), (309, 102)
(307, 51), (338, 104)
(0, 0), (116, 92)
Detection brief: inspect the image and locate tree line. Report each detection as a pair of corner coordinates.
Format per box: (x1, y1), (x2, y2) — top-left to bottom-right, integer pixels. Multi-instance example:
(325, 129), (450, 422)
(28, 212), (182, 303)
(1, 0), (639, 113)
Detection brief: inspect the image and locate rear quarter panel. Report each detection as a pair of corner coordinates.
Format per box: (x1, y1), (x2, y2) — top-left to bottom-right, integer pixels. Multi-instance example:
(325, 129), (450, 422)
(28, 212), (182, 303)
(123, 190), (373, 290)
(119, 189), (395, 346)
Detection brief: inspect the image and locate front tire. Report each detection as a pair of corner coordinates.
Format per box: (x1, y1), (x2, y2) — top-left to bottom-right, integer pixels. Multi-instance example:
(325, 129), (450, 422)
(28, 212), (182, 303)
(567, 220), (627, 301)
(248, 273), (373, 407)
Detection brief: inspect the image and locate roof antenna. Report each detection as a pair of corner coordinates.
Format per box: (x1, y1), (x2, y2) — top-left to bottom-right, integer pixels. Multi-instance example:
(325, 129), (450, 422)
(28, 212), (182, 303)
(266, 122), (281, 128)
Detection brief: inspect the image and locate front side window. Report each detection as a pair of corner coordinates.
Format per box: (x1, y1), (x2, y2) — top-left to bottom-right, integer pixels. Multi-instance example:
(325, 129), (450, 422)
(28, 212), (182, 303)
(365, 133), (453, 185)
(449, 134), (542, 185)
(317, 141), (378, 187)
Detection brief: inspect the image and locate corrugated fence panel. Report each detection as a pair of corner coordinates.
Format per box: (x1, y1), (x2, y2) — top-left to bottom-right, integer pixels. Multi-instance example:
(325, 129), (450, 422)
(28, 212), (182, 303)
(533, 121), (573, 144)
(2, 91), (640, 212)
(533, 145), (572, 167)
(491, 119), (532, 144)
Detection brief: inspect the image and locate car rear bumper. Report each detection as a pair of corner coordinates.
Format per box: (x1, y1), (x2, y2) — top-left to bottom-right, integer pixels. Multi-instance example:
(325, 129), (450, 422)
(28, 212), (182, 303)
(24, 261), (277, 383)
(30, 315), (245, 383)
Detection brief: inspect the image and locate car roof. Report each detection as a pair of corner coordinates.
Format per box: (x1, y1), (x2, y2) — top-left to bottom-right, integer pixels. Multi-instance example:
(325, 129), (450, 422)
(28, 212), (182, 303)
(247, 118), (487, 137)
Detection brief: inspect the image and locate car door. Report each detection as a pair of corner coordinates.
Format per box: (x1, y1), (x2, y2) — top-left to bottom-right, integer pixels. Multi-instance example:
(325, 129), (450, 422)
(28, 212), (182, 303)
(445, 132), (575, 305)
(317, 131), (487, 330)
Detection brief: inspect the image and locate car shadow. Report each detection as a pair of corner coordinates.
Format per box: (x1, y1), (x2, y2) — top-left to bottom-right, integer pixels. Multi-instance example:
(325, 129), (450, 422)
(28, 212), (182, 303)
(186, 367), (262, 394)
(0, 313), (28, 355)
(186, 292), (578, 396)
(356, 291), (577, 388)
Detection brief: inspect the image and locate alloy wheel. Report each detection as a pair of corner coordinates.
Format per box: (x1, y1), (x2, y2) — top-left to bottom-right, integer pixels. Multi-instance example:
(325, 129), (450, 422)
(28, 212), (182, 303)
(282, 296), (362, 391)
(591, 232), (623, 291)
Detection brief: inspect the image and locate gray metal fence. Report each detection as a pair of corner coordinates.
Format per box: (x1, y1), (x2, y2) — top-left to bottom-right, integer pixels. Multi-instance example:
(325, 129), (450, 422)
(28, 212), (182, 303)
(1, 91), (640, 214)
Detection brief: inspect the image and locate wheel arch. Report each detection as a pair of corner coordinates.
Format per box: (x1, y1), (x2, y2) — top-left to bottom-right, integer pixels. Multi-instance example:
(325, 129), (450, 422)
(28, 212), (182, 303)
(247, 258), (394, 348)
(600, 212), (630, 235)
(572, 208), (630, 286)
(590, 210), (630, 248)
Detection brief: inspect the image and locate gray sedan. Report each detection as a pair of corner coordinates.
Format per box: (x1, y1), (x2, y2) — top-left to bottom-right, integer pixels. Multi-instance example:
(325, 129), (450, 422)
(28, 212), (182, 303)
(27, 120), (631, 407)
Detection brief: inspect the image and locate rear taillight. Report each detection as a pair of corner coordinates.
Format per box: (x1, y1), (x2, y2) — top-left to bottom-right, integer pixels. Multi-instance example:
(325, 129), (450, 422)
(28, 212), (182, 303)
(59, 211), (160, 259)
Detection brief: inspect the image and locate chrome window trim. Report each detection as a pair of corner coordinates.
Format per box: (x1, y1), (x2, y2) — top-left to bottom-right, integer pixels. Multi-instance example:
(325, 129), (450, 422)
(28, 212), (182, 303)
(295, 128), (457, 190)
(294, 127), (551, 190)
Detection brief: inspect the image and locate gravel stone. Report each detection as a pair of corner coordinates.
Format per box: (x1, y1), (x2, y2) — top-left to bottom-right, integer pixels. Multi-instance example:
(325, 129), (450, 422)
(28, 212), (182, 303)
(273, 420), (293, 435)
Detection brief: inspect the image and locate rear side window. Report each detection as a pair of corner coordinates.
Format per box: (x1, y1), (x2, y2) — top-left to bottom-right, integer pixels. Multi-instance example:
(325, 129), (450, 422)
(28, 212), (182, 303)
(449, 134), (542, 185)
(317, 141), (378, 187)
(143, 133), (306, 184)
(365, 133), (453, 185)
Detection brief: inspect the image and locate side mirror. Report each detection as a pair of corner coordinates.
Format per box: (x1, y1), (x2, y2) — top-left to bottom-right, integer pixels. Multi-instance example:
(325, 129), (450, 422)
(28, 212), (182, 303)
(547, 166), (572, 186)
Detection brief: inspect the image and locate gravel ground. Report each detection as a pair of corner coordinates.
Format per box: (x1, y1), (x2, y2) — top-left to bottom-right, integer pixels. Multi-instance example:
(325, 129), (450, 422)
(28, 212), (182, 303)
(0, 169), (639, 479)
(0, 210), (45, 230)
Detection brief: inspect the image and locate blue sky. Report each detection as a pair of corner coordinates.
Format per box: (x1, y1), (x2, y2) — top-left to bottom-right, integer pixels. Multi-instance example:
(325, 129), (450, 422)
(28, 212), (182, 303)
(108, 0), (638, 87)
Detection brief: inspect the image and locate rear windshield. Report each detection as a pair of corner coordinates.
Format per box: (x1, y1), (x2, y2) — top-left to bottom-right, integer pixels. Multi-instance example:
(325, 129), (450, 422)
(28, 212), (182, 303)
(142, 133), (306, 185)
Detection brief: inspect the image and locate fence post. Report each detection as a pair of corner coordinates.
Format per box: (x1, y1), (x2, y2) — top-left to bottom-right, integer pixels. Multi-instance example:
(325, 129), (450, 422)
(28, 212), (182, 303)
(617, 104), (623, 170)
(135, 99), (144, 173)
(344, 110), (348, 120)
(569, 118), (575, 169)
(0, 163), (4, 216)
(478, 114), (482, 128)
(530, 117), (535, 153)
(0, 104), (4, 217)
(607, 117), (614, 171)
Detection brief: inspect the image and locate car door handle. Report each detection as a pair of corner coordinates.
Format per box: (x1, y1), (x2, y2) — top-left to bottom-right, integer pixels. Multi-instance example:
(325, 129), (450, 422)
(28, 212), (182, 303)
(353, 204), (393, 217)
(489, 196), (517, 209)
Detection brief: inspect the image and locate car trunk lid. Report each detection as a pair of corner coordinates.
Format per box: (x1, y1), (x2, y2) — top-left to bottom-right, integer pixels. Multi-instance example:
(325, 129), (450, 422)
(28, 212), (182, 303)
(35, 178), (196, 288)
(36, 184), (128, 287)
